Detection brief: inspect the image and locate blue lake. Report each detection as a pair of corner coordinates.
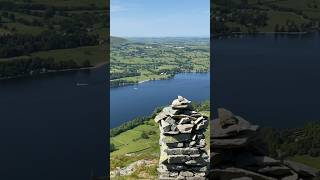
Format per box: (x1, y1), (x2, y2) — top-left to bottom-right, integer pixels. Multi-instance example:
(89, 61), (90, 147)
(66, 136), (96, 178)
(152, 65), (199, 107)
(0, 67), (107, 180)
(110, 73), (210, 128)
(213, 33), (320, 128)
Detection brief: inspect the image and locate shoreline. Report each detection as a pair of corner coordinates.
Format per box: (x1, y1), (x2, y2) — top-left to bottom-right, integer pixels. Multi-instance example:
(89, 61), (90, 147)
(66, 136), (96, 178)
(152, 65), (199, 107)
(110, 99), (210, 131)
(213, 30), (319, 38)
(0, 61), (108, 81)
(111, 71), (209, 89)
(138, 80), (150, 84)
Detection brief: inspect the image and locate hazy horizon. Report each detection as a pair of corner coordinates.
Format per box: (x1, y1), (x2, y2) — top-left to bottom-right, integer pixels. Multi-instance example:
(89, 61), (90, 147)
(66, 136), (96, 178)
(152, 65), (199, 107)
(111, 35), (210, 38)
(111, 0), (209, 37)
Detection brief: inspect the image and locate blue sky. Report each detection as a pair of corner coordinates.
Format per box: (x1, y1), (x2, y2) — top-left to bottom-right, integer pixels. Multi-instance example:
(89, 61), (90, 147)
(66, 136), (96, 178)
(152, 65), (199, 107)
(111, 0), (209, 37)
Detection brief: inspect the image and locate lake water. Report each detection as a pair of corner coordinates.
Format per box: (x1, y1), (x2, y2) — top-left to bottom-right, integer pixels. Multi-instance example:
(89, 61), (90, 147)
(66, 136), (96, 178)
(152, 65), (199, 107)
(213, 33), (320, 128)
(110, 73), (210, 128)
(0, 67), (107, 179)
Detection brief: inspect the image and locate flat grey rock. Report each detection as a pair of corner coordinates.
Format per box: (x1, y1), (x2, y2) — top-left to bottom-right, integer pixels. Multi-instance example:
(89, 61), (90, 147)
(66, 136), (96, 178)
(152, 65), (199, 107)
(164, 116), (176, 124)
(161, 133), (192, 143)
(258, 166), (291, 177)
(163, 106), (180, 115)
(213, 167), (277, 180)
(211, 136), (251, 148)
(165, 147), (199, 155)
(155, 111), (168, 123)
(177, 124), (194, 133)
(284, 160), (320, 177)
(163, 131), (180, 135)
(179, 117), (192, 124)
(179, 171), (194, 177)
(212, 117), (259, 138)
(253, 156), (281, 166)
(231, 177), (253, 180)
(167, 155), (190, 164)
(281, 170), (298, 180)
(171, 96), (191, 110)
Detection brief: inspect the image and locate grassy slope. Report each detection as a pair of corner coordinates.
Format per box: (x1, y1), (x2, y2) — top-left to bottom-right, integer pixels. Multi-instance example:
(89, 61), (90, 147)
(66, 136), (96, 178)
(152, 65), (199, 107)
(289, 155), (320, 170)
(0, 0), (107, 67)
(111, 122), (160, 157)
(110, 36), (128, 46)
(31, 45), (107, 66)
(0, 45), (107, 67)
(110, 119), (160, 179)
(110, 111), (210, 179)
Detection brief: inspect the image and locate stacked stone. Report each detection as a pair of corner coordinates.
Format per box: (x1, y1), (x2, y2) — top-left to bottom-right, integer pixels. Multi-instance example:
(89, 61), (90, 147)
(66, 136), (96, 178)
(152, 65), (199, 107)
(211, 108), (320, 180)
(155, 96), (209, 180)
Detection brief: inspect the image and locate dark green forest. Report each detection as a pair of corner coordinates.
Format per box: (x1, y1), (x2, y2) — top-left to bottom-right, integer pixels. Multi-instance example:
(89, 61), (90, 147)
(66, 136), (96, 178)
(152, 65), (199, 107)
(212, 0), (320, 36)
(261, 122), (320, 160)
(0, 0), (107, 79)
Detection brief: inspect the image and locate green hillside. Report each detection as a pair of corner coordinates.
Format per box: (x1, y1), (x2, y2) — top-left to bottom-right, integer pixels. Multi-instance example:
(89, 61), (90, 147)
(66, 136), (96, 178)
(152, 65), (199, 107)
(289, 155), (320, 170)
(110, 119), (160, 175)
(110, 36), (128, 46)
(0, 0), (108, 79)
(110, 104), (210, 179)
(261, 122), (320, 170)
(213, 0), (320, 35)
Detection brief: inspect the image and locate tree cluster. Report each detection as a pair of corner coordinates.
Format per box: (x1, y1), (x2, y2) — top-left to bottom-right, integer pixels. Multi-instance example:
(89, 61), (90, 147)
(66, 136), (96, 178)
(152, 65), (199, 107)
(110, 116), (149, 137)
(0, 57), (91, 78)
(0, 31), (98, 58)
(261, 122), (320, 159)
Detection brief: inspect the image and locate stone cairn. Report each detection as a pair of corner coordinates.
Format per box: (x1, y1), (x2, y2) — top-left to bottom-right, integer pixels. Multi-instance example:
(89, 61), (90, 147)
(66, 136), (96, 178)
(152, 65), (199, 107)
(211, 108), (320, 180)
(155, 96), (209, 180)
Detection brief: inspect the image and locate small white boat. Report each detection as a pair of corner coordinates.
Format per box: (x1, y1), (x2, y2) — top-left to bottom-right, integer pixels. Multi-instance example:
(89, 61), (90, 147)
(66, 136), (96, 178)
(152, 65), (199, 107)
(76, 83), (88, 86)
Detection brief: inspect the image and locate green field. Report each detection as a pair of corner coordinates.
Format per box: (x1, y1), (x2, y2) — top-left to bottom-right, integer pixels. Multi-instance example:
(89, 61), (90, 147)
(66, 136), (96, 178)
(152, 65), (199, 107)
(289, 155), (320, 170)
(30, 45), (107, 66)
(111, 121), (160, 158)
(110, 119), (160, 179)
(110, 37), (210, 87)
(110, 110), (210, 179)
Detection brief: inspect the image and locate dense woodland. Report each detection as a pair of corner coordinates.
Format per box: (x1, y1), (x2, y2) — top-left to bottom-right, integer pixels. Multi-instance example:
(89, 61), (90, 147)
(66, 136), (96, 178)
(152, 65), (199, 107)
(0, 32), (98, 58)
(212, 0), (319, 36)
(0, 0), (107, 79)
(261, 122), (320, 159)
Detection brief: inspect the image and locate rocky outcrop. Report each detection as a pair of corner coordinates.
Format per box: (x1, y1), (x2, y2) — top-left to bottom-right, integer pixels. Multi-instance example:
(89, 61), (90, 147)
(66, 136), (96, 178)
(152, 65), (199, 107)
(155, 96), (209, 180)
(110, 160), (155, 177)
(211, 108), (320, 180)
